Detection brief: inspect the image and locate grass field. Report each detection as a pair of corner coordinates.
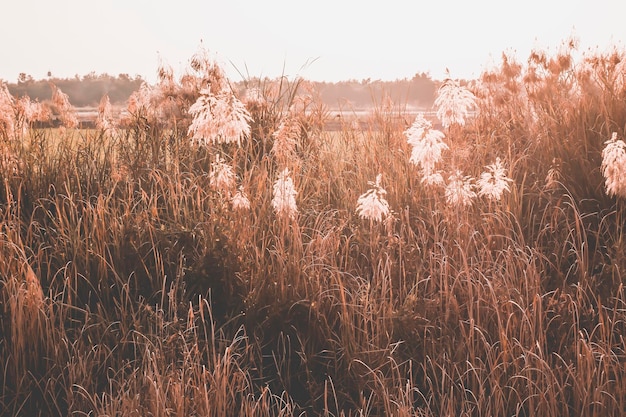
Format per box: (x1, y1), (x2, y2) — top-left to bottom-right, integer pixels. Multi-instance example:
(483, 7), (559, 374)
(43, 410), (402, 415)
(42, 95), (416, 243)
(1, 42), (626, 416)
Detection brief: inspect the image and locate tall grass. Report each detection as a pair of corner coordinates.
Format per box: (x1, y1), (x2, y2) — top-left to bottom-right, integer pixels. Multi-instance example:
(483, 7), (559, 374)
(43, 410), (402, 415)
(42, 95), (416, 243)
(1, 40), (626, 416)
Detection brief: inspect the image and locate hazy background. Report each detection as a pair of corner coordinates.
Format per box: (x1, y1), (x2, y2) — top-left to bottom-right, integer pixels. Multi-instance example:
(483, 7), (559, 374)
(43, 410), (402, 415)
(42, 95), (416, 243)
(2, 0), (626, 83)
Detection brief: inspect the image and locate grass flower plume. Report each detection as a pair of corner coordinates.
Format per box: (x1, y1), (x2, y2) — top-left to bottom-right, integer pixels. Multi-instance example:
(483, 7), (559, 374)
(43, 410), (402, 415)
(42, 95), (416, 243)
(544, 158), (562, 191)
(405, 113), (448, 176)
(421, 170), (445, 187)
(186, 53), (252, 146)
(96, 94), (114, 131)
(445, 170), (477, 207)
(209, 153), (236, 192)
(126, 82), (154, 115)
(601, 132), (626, 198)
(434, 75), (476, 128)
(0, 83), (15, 139)
(477, 157), (512, 201)
(50, 83), (78, 128)
(242, 87), (267, 110)
(272, 168), (298, 219)
(356, 174), (390, 222)
(231, 186), (251, 210)
(272, 114), (300, 163)
(188, 87), (252, 146)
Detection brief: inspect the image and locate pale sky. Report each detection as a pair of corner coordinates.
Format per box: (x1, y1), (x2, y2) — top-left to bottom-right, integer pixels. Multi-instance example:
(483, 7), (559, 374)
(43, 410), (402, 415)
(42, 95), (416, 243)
(2, 0), (626, 83)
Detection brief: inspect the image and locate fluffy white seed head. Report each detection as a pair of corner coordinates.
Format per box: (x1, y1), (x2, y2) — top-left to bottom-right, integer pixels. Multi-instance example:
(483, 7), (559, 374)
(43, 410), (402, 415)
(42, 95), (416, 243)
(602, 132), (626, 198)
(420, 170), (445, 188)
(356, 174), (390, 222)
(231, 186), (251, 210)
(0, 83), (16, 139)
(405, 113), (448, 178)
(209, 153), (236, 192)
(272, 168), (298, 219)
(188, 88), (252, 146)
(272, 115), (300, 162)
(96, 94), (114, 131)
(404, 113), (433, 146)
(126, 82), (154, 115)
(50, 84), (78, 128)
(477, 157), (512, 201)
(409, 129), (448, 174)
(434, 76), (476, 128)
(445, 170), (477, 207)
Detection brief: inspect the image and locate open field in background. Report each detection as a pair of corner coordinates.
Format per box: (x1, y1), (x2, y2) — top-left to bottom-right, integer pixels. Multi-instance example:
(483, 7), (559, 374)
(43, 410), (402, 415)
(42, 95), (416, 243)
(1, 41), (626, 416)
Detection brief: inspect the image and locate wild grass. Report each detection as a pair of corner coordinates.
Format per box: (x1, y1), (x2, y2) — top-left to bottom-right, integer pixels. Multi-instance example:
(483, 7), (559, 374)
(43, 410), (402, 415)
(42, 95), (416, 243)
(1, 40), (626, 416)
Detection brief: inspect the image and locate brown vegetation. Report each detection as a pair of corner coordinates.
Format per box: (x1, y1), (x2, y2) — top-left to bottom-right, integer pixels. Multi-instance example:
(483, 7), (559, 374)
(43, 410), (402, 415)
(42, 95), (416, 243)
(0, 41), (626, 416)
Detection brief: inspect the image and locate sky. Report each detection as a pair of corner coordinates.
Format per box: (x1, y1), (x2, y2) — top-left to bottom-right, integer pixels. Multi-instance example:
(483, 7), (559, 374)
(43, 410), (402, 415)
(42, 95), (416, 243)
(2, 0), (626, 84)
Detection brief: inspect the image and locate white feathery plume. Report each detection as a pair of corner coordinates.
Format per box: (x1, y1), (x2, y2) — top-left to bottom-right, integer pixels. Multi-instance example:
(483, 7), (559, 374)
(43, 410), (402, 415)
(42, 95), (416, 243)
(420, 170), (445, 188)
(601, 132), (626, 198)
(404, 113), (432, 144)
(477, 157), (512, 201)
(188, 87), (252, 146)
(231, 186), (251, 210)
(272, 168), (298, 219)
(405, 113), (448, 179)
(96, 94), (114, 131)
(272, 114), (300, 162)
(445, 170), (477, 207)
(434, 75), (476, 128)
(242, 87), (267, 108)
(209, 153), (236, 192)
(126, 82), (154, 115)
(356, 174), (390, 222)
(0, 83), (16, 139)
(50, 83), (78, 128)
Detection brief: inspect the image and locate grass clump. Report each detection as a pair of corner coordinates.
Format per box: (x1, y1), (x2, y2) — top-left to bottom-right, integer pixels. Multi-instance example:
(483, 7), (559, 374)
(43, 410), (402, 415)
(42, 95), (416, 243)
(1, 40), (626, 416)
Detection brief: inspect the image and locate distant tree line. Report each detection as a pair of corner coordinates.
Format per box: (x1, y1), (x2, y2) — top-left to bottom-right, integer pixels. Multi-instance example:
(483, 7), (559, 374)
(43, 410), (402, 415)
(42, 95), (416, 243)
(7, 73), (144, 107)
(311, 72), (438, 110)
(5, 71), (439, 109)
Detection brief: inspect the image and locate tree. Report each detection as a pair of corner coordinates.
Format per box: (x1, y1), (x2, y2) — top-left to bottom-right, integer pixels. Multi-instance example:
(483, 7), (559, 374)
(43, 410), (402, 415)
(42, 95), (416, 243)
(18, 73), (33, 85)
